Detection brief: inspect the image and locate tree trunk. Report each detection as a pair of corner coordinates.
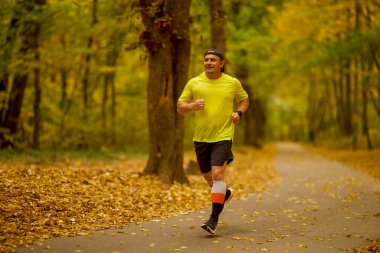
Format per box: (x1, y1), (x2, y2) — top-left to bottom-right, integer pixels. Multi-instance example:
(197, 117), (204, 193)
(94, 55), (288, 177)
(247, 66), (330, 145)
(32, 36), (42, 149)
(80, 0), (98, 148)
(307, 77), (318, 143)
(335, 57), (353, 137)
(366, 2), (380, 115)
(102, 28), (127, 145)
(139, 0), (190, 184)
(352, 56), (359, 150)
(209, 0), (226, 53)
(59, 36), (68, 110)
(229, 4), (267, 148)
(234, 50), (265, 148)
(58, 62), (82, 146)
(60, 70), (68, 109)
(0, 3), (24, 147)
(362, 89), (372, 150)
(33, 69), (41, 149)
(101, 1), (129, 145)
(248, 98), (266, 147)
(369, 88), (380, 118)
(102, 51), (116, 144)
(0, 0), (46, 148)
(344, 58), (353, 136)
(352, 0), (361, 150)
(369, 44), (380, 118)
(111, 75), (116, 144)
(0, 6), (21, 121)
(361, 8), (373, 150)
(335, 61), (345, 134)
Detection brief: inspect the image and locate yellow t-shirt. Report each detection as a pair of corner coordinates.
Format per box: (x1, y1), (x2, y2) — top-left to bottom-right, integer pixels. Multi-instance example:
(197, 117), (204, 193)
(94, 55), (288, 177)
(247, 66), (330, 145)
(178, 72), (248, 142)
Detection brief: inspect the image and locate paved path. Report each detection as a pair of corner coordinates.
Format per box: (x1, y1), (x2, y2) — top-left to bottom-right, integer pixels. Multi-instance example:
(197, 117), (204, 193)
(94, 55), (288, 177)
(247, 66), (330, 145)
(18, 143), (380, 253)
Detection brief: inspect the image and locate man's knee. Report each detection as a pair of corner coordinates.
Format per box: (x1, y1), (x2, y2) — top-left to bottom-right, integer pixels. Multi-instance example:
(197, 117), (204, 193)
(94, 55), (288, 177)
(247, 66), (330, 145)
(212, 166), (225, 181)
(203, 172), (212, 181)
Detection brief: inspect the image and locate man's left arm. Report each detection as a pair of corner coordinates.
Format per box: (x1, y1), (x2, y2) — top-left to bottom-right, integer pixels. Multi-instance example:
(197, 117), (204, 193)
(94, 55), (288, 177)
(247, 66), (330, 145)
(231, 98), (249, 125)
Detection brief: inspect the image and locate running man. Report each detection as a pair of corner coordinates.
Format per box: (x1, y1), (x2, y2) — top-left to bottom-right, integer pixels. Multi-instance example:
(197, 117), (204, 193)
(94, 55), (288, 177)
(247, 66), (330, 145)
(177, 49), (249, 234)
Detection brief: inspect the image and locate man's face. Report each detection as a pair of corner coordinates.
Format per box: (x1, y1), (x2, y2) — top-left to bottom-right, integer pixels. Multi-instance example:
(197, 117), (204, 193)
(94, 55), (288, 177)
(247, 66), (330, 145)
(204, 54), (224, 75)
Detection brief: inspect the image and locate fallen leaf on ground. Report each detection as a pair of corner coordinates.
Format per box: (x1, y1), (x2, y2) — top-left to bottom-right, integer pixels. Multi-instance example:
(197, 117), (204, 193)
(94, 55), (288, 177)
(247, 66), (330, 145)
(0, 146), (278, 252)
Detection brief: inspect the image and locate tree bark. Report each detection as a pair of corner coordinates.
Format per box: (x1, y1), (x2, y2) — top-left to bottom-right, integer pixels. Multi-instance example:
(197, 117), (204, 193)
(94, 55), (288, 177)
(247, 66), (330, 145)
(59, 36), (68, 110)
(234, 50), (265, 148)
(307, 77), (318, 143)
(139, 0), (190, 184)
(0, 3), (24, 147)
(344, 58), (353, 136)
(229, 3), (267, 148)
(80, 0), (98, 148)
(32, 34), (42, 149)
(58, 61), (82, 146)
(352, 0), (362, 150)
(361, 5), (373, 150)
(102, 27), (127, 145)
(369, 88), (380, 118)
(102, 48), (118, 144)
(209, 0), (226, 53)
(362, 88), (372, 149)
(335, 57), (353, 137)
(335, 61), (345, 134)
(352, 56), (359, 150)
(0, 0), (46, 148)
(0, 6), (21, 121)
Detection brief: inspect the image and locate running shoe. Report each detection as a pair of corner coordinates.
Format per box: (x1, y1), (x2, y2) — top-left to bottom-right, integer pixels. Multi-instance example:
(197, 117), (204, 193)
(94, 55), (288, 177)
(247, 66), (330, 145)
(201, 215), (218, 234)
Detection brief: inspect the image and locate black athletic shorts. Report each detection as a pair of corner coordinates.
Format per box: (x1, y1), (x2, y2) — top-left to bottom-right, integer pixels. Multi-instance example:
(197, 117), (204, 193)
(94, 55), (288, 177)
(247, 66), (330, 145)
(194, 140), (234, 174)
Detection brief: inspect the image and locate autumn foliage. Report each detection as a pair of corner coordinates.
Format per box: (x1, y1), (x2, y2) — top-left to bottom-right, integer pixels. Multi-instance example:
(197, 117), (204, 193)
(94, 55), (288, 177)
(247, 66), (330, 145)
(0, 0), (379, 252)
(0, 146), (277, 252)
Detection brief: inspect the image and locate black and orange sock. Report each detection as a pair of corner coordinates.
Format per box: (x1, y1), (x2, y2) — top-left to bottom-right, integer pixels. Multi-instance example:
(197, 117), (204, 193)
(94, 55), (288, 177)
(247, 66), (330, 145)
(210, 180), (226, 219)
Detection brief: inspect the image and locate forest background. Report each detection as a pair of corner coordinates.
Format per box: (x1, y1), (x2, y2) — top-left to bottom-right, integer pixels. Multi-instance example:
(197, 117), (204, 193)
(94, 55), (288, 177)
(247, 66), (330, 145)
(1, 1), (380, 252)
(0, 0), (380, 181)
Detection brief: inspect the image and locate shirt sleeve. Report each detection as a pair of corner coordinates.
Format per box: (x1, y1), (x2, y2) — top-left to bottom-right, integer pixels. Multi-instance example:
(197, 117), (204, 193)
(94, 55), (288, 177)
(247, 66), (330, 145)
(178, 79), (193, 103)
(234, 79), (249, 103)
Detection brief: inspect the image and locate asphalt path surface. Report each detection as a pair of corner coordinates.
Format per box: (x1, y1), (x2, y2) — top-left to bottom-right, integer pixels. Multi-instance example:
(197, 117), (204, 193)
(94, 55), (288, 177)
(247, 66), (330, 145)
(18, 143), (380, 253)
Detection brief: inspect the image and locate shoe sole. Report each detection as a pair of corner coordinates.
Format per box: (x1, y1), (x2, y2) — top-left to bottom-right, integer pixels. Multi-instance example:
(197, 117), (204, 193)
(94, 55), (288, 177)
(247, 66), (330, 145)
(201, 223), (216, 234)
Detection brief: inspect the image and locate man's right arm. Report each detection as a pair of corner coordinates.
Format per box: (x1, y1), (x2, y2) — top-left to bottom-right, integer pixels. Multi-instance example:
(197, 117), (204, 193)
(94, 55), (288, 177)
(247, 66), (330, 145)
(177, 99), (205, 115)
(177, 101), (193, 114)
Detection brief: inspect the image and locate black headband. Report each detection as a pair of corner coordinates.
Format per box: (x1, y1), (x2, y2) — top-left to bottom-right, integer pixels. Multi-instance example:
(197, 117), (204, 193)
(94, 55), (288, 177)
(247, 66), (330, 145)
(204, 49), (224, 60)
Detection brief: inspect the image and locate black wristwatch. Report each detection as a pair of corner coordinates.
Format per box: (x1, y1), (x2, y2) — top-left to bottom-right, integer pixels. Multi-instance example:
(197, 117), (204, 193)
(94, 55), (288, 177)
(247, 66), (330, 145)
(235, 110), (243, 117)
